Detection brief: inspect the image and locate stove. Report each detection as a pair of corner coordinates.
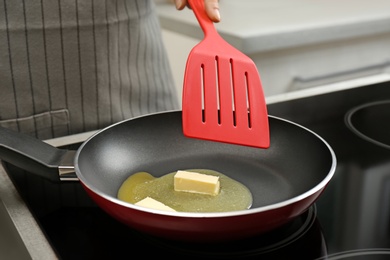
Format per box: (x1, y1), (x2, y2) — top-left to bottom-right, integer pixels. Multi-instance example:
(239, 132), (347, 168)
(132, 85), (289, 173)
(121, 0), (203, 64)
(1, 76), (390, 259)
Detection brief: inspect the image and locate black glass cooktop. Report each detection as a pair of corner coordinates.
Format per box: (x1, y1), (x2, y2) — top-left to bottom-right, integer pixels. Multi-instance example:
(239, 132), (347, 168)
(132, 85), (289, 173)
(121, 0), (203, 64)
(4, 80), (390, 259)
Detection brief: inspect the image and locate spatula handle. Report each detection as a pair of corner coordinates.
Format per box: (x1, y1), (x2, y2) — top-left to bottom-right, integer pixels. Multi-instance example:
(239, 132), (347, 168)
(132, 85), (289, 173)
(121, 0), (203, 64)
(188, 0), (218, 38)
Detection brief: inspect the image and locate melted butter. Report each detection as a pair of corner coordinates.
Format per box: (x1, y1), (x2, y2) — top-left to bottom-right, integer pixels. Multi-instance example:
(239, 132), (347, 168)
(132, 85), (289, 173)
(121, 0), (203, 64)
(117, 169), (252, 213)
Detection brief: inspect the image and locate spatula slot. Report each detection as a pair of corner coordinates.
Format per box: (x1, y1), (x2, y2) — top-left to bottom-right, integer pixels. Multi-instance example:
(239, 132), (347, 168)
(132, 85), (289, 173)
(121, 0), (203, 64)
(229, 58), (237, 127)
(200, 64), (205, 122)
(215, 56), (221, 125)
(245, 71), (251, 129)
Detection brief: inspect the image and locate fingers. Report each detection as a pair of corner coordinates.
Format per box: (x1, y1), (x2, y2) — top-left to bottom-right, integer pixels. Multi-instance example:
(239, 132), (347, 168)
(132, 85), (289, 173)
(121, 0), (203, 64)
(174, 0), (186, 10)
(174, 0), (220, 23)
(204, 0), (220, 22)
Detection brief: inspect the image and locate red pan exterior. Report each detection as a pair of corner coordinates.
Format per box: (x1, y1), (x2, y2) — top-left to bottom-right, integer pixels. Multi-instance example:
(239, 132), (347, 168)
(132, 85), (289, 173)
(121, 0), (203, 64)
(82, 182), (327, 242)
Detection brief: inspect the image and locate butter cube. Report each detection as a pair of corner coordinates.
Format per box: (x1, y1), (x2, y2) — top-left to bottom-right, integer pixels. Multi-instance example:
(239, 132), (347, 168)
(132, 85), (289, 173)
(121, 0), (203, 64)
(174, 170), (220, 196)
(135, 197), (176, 212)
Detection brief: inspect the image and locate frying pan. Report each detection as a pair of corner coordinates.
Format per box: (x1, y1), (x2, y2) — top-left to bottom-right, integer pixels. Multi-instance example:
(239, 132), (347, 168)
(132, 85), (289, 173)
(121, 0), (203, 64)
(0, 111), (336, 242)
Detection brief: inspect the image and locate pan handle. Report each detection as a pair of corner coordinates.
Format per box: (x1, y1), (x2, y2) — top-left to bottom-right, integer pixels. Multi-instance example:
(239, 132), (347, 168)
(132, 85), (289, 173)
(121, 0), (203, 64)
(0, 126), (74, 182)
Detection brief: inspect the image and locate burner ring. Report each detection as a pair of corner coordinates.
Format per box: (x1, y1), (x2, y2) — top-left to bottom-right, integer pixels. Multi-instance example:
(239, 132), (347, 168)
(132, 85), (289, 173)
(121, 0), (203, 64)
(315, 248), (390, 260)
(345, 100), (390, 150)
(140, 205), (324, 258)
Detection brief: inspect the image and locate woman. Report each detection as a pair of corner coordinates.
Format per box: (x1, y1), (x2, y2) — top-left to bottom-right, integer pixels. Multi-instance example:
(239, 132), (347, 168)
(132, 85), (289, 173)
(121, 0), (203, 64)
(0, 0), (219, 139)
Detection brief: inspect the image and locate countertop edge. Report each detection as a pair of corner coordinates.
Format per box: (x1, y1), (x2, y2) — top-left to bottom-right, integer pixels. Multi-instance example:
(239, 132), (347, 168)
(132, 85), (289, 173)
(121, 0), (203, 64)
(157, 3), (390, 54)
(0, 163), (58, 260)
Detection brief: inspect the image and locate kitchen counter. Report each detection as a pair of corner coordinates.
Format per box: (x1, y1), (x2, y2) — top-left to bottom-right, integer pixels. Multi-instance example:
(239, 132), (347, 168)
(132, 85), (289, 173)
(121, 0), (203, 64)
(157, 0), (390, 96)
(0, 164), (56, 260)
(157, 0), (390, 54)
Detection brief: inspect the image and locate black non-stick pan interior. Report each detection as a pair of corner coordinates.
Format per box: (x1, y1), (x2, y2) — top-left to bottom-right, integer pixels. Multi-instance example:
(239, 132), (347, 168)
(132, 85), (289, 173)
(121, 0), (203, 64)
(76, 111), (333, 209)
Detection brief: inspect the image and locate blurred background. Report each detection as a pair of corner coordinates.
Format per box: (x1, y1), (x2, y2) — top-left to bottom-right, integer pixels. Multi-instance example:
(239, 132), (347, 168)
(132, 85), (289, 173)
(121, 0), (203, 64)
(155, 0), (390, 100)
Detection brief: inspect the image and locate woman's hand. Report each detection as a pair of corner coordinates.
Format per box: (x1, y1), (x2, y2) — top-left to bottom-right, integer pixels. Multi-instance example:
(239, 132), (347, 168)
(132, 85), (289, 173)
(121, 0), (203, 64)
(174, 0), (220, 23)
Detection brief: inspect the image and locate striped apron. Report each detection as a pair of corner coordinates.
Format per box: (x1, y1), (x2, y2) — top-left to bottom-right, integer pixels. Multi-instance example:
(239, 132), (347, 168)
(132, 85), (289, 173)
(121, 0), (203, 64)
(0, 0), (179, 139)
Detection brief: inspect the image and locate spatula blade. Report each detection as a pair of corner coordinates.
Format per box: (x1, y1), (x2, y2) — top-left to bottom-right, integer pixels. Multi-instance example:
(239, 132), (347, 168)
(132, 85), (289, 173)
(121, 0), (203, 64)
(182, 53), (270, 148)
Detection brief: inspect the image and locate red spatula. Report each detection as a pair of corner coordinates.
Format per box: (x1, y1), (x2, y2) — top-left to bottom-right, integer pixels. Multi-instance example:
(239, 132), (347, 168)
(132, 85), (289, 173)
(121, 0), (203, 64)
(182, 0), (270, 148)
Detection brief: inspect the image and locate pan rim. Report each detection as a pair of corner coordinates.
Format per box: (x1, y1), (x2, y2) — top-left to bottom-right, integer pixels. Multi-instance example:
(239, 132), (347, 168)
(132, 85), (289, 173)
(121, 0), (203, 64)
(75, 110), (337, 218)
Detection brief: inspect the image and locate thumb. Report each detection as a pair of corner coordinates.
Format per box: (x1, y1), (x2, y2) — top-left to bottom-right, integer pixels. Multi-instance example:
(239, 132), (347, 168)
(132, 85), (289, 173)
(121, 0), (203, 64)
(204, 0), (220, 22)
